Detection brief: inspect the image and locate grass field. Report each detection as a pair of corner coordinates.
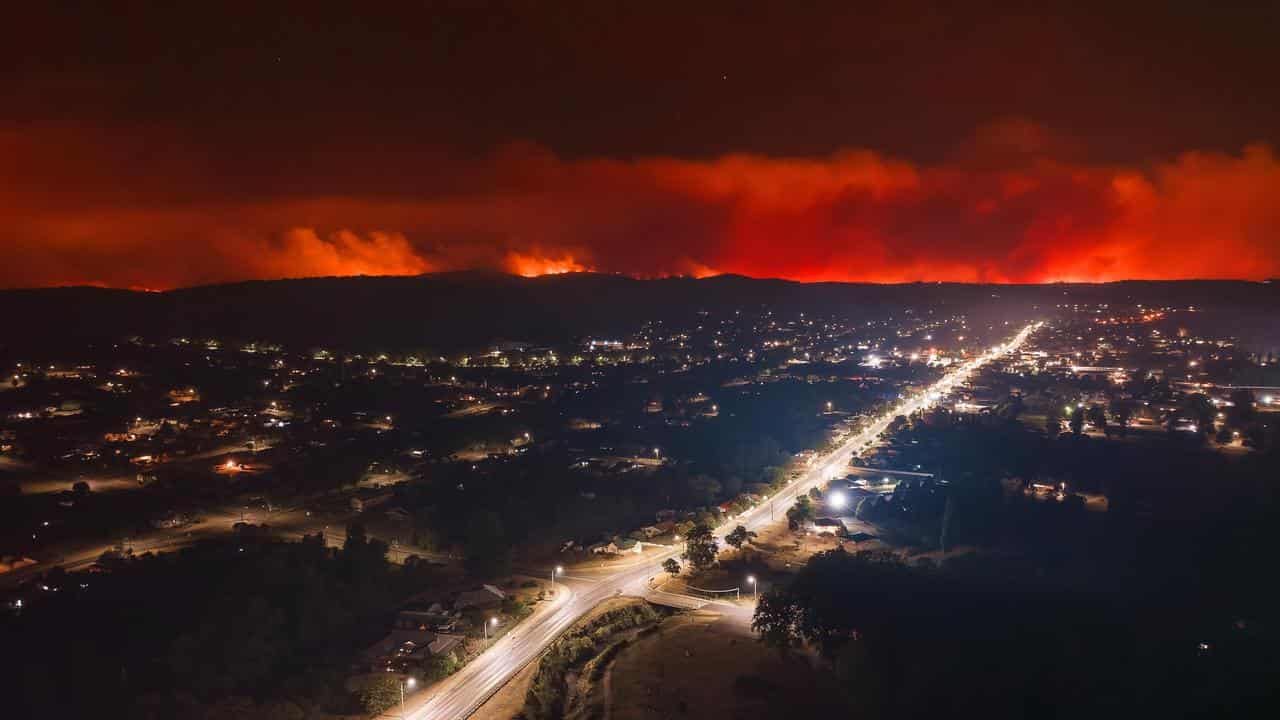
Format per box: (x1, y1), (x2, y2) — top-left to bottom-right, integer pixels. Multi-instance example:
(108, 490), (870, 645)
(607, 610), (844, 720)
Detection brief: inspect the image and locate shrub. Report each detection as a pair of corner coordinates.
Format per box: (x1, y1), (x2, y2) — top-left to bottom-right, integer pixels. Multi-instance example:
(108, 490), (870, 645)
(357, 675), (400, 714)
(522, 604), (660, 719)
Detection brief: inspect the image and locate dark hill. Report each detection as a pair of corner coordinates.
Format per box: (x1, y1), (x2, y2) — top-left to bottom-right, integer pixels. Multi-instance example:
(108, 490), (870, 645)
(1, 274), (1276, 353)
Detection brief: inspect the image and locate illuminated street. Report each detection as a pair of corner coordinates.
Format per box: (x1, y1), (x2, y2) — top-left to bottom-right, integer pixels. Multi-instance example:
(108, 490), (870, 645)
(5, 6), (1279, 716)
(408, 324), (1038, 720)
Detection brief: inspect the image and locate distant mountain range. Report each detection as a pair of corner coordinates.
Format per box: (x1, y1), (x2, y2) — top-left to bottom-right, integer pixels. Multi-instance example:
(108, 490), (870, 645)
(1, 273), (1276, 353)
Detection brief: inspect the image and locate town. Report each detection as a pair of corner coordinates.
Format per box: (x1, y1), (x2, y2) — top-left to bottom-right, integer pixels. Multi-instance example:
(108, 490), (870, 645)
(3, 278), (1278, 719)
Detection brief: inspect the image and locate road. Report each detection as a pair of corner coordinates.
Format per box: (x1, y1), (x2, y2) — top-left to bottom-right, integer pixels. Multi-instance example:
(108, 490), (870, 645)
(409, 322), (1039, 720)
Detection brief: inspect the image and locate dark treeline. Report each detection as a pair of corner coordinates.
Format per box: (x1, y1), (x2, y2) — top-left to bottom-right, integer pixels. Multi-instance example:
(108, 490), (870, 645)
(3, 274), (1276, 353)
(756, 547), (1280, 717)
(1, 527), (432, 719)
(759, 416), (1280, 718)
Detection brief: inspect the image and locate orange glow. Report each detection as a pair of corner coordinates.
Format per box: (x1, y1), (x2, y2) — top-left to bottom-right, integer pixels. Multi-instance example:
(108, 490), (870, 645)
(505, 252), (590, 277)
(2, 124), (1278, 288)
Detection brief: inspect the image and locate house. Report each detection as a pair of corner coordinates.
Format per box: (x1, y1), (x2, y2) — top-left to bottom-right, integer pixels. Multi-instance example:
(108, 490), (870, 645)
(810, 517), (848, 536)
(615, 538), (641, 554)
(395, 609), (456, 633)
(428, 635), (463, 657)
(588, 540), (619, 555)
(361, 629), (462, 673)
(632, 525), (663, 539)
(454, 584), (505, 610)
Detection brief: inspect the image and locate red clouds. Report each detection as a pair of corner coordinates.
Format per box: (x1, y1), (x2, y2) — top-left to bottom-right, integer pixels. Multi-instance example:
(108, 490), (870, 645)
(2, 125), (1278, 288)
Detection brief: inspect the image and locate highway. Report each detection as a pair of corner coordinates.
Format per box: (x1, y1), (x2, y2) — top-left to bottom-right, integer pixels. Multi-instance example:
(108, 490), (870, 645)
(408, 322), (1039, 720)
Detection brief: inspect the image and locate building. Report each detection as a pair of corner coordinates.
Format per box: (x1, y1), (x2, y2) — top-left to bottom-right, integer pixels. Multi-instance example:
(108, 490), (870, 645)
(361, 629), (463, 673)
(454, 584), (505, 610)
(810, 517), (848, 536)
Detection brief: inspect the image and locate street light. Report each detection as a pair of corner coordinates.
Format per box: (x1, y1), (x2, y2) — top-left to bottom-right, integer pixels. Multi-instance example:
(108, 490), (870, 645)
(400, 676), (416, 718)
(828, 490), (847, 511)
(552, 564), (563, 588)
(747, 575), (757, 599)
(484, 616), (498, 639)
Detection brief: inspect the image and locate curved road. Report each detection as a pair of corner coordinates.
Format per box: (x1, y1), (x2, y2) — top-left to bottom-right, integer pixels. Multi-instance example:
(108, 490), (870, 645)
(410, 323), (1039, 720)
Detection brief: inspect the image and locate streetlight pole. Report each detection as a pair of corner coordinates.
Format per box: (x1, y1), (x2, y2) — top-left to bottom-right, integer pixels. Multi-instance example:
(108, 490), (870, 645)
(552, 564), (563, 589)
(747, 575), (757, 599)
(400, 677), (415, 719)
(484, 616), (497, 639)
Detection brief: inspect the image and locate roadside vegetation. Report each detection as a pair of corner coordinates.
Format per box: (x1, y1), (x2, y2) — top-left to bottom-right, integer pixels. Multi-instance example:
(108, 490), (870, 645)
(521, 602), (662, 720)
(3, 524), (451, 719)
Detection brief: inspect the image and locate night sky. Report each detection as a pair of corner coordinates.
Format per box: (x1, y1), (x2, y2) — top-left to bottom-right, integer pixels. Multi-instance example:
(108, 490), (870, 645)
(4, 2), (1279, 288)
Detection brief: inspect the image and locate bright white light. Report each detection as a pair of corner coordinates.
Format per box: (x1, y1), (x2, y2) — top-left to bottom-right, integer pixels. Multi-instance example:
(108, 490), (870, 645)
(828, 490), (847, 510)
(406, 677), (416, 688)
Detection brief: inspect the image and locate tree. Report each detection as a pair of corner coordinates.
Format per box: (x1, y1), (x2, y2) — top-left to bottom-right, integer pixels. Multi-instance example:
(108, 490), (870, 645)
(1110, 398), (1134, 436)
(72, 480), (90, 496)
(1184, 393), (1215, 435)
(1069, 406), (1085, 436)
(340, 522), (390, 582)
(463, 511), (511, 578)
(662, 558), (680, 577)
(808, 486), (823, 501)
(502, 596), (532, 619)
(1228, 389), (1257, 426)
(682, 523), (719, 572)
(998, 394), (1024, 421)
(786, 495), (814, 530)
(1045, 405), (1062, 435)
(725, 524), (757, 550)
(342, 521), (368, 552)
(752, 590), (801, 651)
(426, 652), (460, 681)
(686, 475), (722, 506)
(1086, 405), (1107, 434)
(1111, 398), (1133, 426)
(358, 675), (400, 714)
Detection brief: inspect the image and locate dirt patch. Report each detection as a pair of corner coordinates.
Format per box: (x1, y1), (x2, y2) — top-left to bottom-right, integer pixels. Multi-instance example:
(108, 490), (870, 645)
(752, 522), (846, 570)
(608, 611), (842, 720)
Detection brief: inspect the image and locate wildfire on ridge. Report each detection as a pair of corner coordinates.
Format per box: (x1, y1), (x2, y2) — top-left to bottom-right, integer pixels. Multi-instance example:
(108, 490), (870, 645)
(506, 252), (591, 277)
